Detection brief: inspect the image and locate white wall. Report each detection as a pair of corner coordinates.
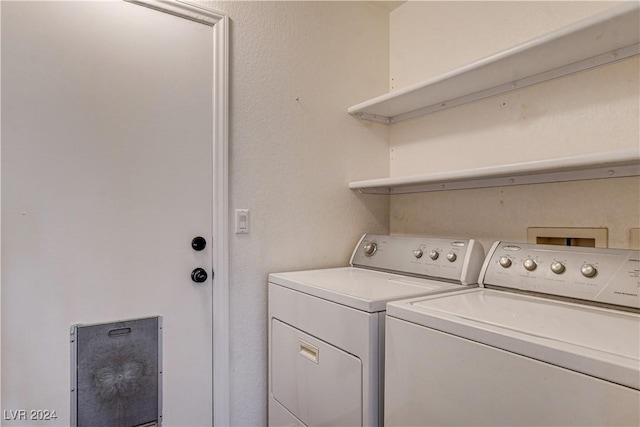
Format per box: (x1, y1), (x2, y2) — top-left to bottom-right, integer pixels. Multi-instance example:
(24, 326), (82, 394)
(388, 1), (639, 250)
(390, 1), (627, 90)
(205, 2), (391, 425)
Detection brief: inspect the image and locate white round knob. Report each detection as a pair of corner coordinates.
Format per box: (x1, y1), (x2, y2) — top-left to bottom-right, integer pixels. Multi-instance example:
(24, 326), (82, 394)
(413, 249), (423, 259)
(363, 242), (377, 257)
(550, 261), (565, 274)
(446, 252), (457, 262)
(523, 258), (537, 271)
(429, 250), (439, 260)
(581, 264), (597, 278)
(499, 256), (512, 268)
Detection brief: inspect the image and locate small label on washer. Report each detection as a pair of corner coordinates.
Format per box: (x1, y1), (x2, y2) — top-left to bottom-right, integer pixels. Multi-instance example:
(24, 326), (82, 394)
(502, 245), (521, 251)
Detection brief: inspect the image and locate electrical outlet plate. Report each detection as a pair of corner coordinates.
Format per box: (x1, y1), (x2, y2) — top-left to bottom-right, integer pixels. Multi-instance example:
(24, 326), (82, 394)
(527, 227), (608, 248)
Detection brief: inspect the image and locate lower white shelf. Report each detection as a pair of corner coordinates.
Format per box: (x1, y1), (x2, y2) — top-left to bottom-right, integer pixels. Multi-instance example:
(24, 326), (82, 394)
(349, 150), (640, 194)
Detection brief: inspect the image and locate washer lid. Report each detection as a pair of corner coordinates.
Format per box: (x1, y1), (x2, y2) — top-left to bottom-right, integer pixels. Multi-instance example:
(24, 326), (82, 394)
(387, 288), (640, 390)
(269, 267), (469, 312)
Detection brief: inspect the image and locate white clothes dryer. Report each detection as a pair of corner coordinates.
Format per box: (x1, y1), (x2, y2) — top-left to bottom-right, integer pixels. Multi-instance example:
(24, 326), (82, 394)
(268, 234), (485, 427)
(385, 242), (640, 426)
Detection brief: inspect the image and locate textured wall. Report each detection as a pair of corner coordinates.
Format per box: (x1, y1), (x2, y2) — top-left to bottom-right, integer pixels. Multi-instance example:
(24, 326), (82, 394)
(391, 177), (640, 251)
(387, 58), (639, 176)
(389, 1), (624, 90)
(388, 1), (639, 251)
(206, 2), (390, 425)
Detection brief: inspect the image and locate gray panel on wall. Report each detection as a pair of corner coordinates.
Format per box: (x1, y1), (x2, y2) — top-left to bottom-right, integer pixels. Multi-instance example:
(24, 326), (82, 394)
(71, 316), (161, 427)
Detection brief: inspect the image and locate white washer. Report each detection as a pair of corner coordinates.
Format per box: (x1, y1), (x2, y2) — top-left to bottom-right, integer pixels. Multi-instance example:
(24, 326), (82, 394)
(385, 242), (640, 426)
(268, 234), (485, 426)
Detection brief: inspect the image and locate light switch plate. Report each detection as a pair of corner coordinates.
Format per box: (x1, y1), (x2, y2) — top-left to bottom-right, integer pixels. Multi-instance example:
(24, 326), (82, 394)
(235, 209), (250, 234)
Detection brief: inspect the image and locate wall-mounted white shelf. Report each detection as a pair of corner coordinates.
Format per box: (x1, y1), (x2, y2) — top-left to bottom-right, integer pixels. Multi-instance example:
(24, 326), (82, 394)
(349, 150), (640, 194)
(348, 3), (640, 124)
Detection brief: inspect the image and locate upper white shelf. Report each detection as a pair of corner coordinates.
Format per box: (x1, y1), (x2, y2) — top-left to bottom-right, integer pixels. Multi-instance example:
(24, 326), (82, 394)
(349, 150), (640, 194)
(348, 3), (640, 124)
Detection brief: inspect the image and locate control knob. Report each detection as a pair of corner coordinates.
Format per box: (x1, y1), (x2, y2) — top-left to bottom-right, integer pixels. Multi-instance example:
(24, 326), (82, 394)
(413, 249), (424, 259)
(523, 258), (537, 272)
(499, 256), (512, 268)
(429, 250), (439, 260)
(550, 261), (565, 274)
(363, 242), (377, 257)
(446, 252), (457, 262)
(581, 264), (597, 278)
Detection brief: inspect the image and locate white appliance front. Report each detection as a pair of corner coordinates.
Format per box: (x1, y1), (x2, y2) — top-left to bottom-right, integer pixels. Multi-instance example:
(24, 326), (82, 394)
(268, 234), (485, 426)
(385, 242), (640, 426)
(269, 283), (381, 426)
(271, 319), (363, 426)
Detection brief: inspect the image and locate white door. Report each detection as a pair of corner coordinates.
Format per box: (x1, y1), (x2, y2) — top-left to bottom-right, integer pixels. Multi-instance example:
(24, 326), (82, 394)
(2, 2), (214, 425)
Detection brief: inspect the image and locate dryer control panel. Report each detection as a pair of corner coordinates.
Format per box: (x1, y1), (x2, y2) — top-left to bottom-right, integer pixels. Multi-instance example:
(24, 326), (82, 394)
(481, 242), (640, 309)
(350, 234), (485, 285)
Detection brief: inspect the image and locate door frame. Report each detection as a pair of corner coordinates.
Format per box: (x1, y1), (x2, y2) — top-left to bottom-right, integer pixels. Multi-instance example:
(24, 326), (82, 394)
(1, 0), (229, 422)
(122, 1), (230, 425)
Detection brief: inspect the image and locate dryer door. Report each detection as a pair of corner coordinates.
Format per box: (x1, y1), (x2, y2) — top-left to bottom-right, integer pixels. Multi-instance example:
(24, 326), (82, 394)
(271, 319), (362, 426)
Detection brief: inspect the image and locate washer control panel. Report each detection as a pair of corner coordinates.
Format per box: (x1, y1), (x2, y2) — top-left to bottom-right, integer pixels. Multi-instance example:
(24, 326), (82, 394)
(481, 242), (640, 309)
(350, 234), (485, 285)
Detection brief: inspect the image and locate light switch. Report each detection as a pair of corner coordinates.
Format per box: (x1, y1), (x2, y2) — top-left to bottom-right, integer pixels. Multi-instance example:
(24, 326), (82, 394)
(235, 209), (250, 234)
